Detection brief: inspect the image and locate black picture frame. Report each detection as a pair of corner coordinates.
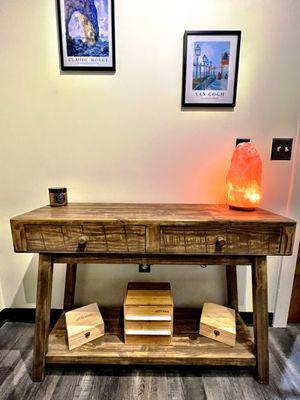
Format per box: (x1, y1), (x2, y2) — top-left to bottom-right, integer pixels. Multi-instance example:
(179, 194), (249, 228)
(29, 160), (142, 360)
(182, 30), (241, 107)
(57, 0), (116, 72)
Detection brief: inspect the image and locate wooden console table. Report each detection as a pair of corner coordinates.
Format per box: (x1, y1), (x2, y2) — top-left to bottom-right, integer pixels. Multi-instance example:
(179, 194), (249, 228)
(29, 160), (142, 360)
(10, 203), (296, 383)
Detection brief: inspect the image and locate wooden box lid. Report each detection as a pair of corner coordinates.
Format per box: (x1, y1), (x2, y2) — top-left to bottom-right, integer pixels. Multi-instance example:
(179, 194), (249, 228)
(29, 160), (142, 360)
(200, 302), (236, 347)
(124, 282), (173, 306)
(65, 303), (105, 350)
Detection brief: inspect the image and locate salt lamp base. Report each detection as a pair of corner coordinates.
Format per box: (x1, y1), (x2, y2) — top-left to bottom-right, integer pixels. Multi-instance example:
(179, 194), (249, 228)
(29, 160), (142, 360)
(229, 205), (256, 212)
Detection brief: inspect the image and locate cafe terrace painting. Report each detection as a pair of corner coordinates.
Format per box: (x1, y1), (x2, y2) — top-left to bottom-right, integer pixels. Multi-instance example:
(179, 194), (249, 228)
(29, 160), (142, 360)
(192, 41), (230, 91)
(182, 31), (241, 107)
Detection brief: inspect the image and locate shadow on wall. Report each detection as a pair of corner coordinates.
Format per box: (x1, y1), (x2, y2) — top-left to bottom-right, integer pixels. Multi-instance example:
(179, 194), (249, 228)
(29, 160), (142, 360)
(11, 254), (65, 308)
(10, 256), (248, 309)
(12, 255), (38, 306)
(237, 266), (248, 310)
(75, 263), (229, 308)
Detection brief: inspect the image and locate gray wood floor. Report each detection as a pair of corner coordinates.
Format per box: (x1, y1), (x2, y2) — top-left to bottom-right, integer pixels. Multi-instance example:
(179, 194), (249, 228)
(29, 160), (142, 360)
(0, 322), (299, 400)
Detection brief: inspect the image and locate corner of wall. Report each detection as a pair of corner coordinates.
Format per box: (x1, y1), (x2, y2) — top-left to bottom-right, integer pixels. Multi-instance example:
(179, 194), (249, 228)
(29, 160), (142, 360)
(273, 113), (300, 327)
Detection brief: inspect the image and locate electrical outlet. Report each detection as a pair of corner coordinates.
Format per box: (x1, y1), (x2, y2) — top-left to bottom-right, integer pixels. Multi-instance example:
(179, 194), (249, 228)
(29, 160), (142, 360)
(139, 264), (151, 273)
(271, 138), (293, 160)
(236, 138), (250, 146)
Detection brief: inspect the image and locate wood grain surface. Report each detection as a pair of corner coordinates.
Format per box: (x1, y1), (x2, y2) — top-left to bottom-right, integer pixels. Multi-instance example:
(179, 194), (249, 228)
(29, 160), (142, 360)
(10, 203), (296, 255)
(1, 321), (300, 400)
(252, 256), (269, 384)
(9, 203), (297, 385)
(64, 263), (77, 311)
(124, 283), (173, 345)
(226, 265), (238, 310)
(10, 203), (296, 223)
(32, 255), (53, 382)
(199, 303), (236, 347)
(46, 307), (255, 366)
(65, 303), (105, 351)
(52, 253), (254, 265)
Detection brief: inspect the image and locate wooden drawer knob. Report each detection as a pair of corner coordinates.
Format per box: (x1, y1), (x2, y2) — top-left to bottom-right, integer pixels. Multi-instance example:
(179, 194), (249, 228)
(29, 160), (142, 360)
(216, 236), (227, 247)
(214, 329), (220, 336)
(78, 236), (88, 247)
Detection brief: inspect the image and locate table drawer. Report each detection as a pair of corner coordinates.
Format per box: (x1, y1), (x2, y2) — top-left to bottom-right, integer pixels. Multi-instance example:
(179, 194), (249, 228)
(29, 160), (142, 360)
(160, 226), (226, 254)
(24, 224), (146, 253)
(160, 224), (283, 255)
(226, 225), (282, 254)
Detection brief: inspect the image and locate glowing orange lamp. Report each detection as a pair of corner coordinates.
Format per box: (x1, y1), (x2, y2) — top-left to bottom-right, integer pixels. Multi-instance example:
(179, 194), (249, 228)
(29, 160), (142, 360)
(226, 142), (262, 210)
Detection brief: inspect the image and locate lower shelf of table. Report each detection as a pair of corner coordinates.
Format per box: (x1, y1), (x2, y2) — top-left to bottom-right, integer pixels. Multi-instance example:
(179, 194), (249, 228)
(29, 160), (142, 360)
(46, 307), (256, 367)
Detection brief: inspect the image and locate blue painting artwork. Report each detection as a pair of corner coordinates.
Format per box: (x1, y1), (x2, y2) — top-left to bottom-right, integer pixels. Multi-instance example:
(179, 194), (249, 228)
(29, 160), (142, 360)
(193, 41), (230, 90)
(65, 0), (109, 58)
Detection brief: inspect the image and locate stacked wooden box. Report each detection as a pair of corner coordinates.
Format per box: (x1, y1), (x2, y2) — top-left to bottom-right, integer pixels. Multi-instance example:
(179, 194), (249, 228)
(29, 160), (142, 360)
(124, 282), (173, 345)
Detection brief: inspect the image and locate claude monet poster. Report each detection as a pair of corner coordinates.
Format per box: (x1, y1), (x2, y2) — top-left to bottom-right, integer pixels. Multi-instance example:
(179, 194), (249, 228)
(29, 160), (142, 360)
(182, 31), (241, 107)
(57, 0), (115, 70)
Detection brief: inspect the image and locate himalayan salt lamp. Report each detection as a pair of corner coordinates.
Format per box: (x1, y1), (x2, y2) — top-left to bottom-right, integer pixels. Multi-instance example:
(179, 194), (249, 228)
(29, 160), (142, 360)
(226, 142), (262, 210)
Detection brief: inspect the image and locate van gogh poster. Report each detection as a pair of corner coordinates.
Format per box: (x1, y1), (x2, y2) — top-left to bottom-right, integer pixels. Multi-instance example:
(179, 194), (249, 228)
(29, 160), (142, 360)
(182, 32), (241, 106)
(58, 0), (115, 70)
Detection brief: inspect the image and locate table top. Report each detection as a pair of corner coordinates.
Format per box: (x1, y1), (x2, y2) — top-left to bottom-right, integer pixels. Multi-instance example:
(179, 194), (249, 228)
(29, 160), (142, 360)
(11, 203), (295, 225)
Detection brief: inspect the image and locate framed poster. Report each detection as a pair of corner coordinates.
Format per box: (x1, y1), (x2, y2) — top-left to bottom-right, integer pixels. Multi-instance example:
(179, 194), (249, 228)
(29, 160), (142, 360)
(182, 31), (241, 107)
(57, 0), (116, 71)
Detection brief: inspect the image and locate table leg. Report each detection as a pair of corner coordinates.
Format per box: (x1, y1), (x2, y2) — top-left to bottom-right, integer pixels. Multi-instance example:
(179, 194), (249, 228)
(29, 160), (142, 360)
(32, 254), (53, 382)
(252, 256), (269, 384)
(64, 263), (77, 311)
(226, 265), (238, 311)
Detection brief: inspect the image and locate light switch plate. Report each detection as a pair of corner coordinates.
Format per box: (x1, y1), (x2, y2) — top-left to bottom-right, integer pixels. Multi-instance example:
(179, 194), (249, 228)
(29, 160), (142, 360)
(271, 138), (293, 160)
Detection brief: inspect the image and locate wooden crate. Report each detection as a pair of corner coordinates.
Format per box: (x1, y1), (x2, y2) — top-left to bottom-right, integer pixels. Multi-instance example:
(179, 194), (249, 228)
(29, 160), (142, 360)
(124, 282), (173, 345)
(200, 302), (236, 347)
(65, 303), (105, 350)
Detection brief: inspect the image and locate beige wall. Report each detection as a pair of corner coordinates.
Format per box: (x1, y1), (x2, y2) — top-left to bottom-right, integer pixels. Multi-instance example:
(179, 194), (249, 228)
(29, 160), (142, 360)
(1, 0), (300, 311)
(274, 118), (300, 326)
